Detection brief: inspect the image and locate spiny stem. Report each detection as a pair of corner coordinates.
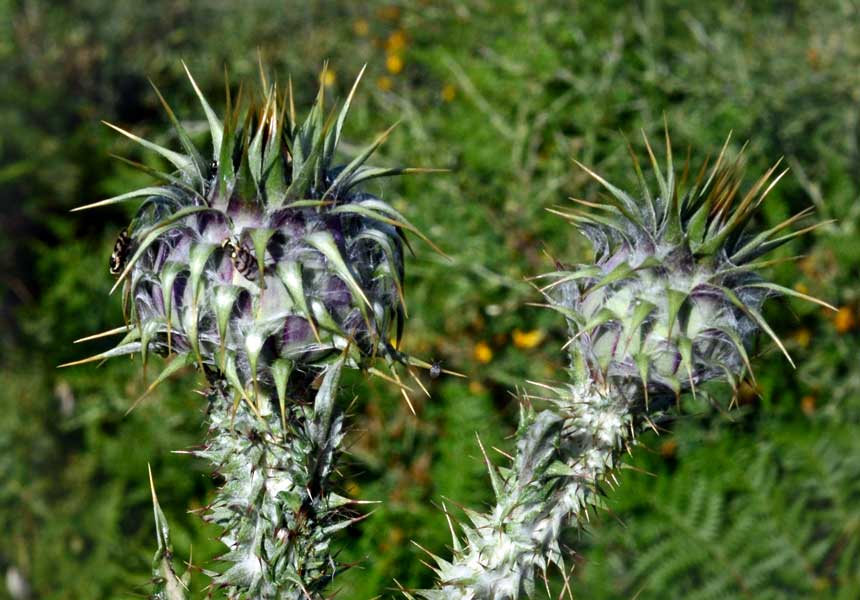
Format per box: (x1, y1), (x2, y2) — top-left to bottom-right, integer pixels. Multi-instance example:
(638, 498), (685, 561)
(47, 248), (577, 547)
(420, 381), (633, 600)
(196, 358), (353, 599)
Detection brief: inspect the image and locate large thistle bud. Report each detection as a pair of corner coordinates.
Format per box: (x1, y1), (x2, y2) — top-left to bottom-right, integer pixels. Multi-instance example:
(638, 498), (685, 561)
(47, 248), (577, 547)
(66, 65), (439, 599)
(421, 132), (831, 600)
(69, 64), (438, 401)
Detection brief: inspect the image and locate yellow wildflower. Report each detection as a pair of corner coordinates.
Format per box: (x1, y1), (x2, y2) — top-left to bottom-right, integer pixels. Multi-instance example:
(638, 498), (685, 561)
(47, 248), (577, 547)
(799, 256), (817, 277)
(321, 68), (336, 88)
(379, 525), (404, 552)
(793, 328), (811, 349)
(474, 341), (493, 364)
(386, 30), (407, 52)
(794, 281), (809, 295)
(344, 480), (361, 497)
(512, 328), (544, 349)
(353, 19), (370, 36)
(389, 527), (404, 545)
(468, 380), (486, 395)
(659, 439), (678, 458)
(376, 76), (393, 92)
(386, 53), (404, 75)
(806, 47), (821, 69)
(441, 83), (456, 102)
(834, 306), (856, 334)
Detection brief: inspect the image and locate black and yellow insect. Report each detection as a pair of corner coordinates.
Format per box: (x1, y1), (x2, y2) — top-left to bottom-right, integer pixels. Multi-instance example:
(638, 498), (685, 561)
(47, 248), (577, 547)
(109, 228), (131, 277)
(222, 237), (259, 281)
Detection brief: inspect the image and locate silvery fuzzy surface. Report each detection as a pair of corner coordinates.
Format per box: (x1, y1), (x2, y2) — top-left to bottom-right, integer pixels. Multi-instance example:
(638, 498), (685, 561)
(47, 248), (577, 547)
(420, 381), (630, 600)
(194, 359), (351, 599)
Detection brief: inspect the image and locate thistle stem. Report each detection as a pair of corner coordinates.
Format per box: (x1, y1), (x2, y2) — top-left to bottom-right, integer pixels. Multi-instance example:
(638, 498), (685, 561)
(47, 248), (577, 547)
(423, 380), (633, 600)
(197, 359), (351, 599)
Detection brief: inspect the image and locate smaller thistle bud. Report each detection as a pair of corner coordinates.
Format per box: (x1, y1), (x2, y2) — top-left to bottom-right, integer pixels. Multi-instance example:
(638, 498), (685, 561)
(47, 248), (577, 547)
(540, 130), (834, 408)
(422, 131), (833, 600)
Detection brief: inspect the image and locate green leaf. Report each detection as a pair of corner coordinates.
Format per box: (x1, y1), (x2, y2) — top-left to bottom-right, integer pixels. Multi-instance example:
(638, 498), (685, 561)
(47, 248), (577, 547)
(276, 262), (320, 343)
(665, 288), (688, 340)
(355, 228), (406, 316)
(271, 358), (294, 434)
(109, 154), (190, 190)
(305, 230), (371, 310)
(475, 434), (505, 500)
(625, 133), (656, 229)
(635, 351), (651, 408)
(309, 357), (345, 447)
(138, 318), (163, 375)
(103, 121), (196, 179)
(338, 166), (445, 192)
(331, 199), (448, 257)
(248, 228), (275, 283)
(149, 79), (206, 183)
(159, 261), (187, 355)
(71, 186), (184, 212)
(323, 65), (366, 168)
(712, 324), (755, 383)
(247, 90), (275, 187)
(536, 265), (602, 293)
(223, 351), (250, 404)
(244, 325), (268, 406)
(217, 93), (238, 198)
(182, 300), (203, 367)
(729, 208), (816, 263)
(685, 194), (713, 249)
(677, 335), (696, 396)
(739, 282), (836, 312)
(57, 342), (142, 368)
(720, 285), (794, 367)
(148, 466), (188, 600)
(310, 298), (346, 339)
(573, 159), (640, 222)
(279, 107), (335, 203)
(188, 242), (218, 305)
(624, 299), (657, 352)
(183, 61), (223, 158)
(323, 122), (399, 199)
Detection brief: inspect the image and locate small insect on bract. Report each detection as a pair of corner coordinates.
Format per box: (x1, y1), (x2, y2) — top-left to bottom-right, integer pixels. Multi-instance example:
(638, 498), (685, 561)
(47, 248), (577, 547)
(109, 228), (131, 277)
(222, 237), (259, 281)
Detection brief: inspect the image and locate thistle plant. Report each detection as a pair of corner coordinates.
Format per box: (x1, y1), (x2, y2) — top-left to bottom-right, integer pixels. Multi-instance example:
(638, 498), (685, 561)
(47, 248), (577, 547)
(148, 465), (191, 599)
(419, 132), (833, 599)
(65, 64), (439, 598)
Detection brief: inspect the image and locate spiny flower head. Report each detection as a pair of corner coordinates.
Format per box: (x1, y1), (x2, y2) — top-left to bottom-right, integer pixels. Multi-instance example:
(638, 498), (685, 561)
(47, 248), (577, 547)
(66, 64), (440, 403)
(541, 130), (833, 407)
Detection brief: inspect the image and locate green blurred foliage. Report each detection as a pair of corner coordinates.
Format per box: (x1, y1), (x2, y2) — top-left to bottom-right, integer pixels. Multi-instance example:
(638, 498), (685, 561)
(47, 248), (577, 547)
(1, 0), (859, 598)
